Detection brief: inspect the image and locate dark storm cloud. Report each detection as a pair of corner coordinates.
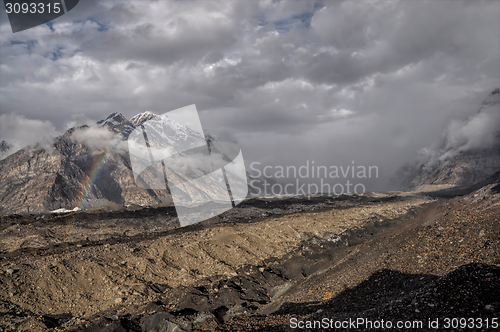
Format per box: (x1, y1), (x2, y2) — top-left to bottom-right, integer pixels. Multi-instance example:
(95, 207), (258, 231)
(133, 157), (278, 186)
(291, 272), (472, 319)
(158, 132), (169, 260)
(0, 0), (499, 189)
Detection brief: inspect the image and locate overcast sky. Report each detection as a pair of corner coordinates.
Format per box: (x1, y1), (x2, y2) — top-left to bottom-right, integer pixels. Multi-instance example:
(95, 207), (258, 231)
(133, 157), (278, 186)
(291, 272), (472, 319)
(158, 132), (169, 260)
(0, 0), (499, 191)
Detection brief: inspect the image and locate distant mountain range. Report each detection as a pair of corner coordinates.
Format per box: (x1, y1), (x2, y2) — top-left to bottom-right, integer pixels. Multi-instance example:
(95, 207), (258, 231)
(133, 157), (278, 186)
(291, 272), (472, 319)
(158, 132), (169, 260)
(394, 89), (500, 191)
(2, 88), (499, 214)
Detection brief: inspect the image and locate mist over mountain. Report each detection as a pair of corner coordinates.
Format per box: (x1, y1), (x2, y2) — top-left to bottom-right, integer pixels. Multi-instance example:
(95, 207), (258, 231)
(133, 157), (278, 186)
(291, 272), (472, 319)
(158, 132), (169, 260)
(0, 110), (254, 214)
(0, 140), (10, 152)
(2, 85), (499, 215)
(394, 89), (500, 190)
(0, 140), (11, 163)
(0, 114), (58, 160)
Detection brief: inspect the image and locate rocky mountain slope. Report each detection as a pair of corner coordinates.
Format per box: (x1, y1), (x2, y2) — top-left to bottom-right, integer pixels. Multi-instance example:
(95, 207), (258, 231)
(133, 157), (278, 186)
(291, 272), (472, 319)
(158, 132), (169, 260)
(0, 111), (206, 214)
(394, 89), (500, 191)
(0, 121), (170, 214)
(396, 148), (500, 190)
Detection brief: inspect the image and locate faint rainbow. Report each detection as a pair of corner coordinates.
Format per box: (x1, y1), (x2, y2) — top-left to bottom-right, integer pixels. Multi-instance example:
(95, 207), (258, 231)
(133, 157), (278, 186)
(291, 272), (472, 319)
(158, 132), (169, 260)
(75, 124), (130, 210)
(75, 148), (110, 210)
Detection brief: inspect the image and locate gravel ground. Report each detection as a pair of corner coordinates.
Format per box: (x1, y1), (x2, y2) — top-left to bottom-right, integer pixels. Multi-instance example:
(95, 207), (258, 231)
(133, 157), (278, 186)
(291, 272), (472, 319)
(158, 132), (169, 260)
(0, 186), (498, 331)
(220, 189), (500, 331)
(0, 193), (430, 331)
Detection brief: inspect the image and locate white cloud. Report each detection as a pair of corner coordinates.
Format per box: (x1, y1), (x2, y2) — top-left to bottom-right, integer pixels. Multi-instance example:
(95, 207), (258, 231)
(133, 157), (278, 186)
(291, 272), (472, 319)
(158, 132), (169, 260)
(72, 125), (127, 151)
(0, 113), (58, 159)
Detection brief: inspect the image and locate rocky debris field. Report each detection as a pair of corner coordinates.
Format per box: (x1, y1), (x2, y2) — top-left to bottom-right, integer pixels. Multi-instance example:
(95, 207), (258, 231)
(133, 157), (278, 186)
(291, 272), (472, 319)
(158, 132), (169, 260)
(0, 194), (394, 254)
(0, 186), (498, 331)
(222, 189), (500, 331)
(0, 193), (428, 331)
(223, 263), (500, 332)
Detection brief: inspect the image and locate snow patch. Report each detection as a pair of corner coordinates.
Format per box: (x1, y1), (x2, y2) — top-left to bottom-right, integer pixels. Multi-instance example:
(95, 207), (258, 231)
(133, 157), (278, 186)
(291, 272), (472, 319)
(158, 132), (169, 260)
(51, 207), (81, 214)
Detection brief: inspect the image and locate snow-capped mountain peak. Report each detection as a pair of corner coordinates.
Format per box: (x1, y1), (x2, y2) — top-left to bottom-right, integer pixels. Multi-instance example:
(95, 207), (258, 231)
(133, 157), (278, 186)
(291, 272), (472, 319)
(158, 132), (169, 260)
(129, 113), (206, 154)
(97, 112), (134, 138)
(130, 111), (159, 127)
(97, 112), (127, 127)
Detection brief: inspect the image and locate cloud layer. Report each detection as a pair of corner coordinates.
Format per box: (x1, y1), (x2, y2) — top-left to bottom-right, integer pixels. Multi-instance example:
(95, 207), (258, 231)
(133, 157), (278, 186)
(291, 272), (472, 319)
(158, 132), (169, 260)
(0, 113), (57, 159)
(1, 0), (499, 190)
(419, 91), (500, 168)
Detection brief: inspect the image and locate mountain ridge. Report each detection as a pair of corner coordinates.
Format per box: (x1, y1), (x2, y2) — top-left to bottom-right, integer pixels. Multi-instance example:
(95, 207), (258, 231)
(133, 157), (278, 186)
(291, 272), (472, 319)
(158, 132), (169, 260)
(0, 111), (173, 214)
(0, 110), (247, 214)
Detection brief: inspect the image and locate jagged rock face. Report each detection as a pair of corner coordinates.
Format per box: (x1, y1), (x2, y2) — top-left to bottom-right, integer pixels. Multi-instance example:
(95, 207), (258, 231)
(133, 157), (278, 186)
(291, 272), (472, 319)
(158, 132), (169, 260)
(127, 113), (246, 210)
(394, 89), (500, 190)
(97, 112), (135, 139)
(0, 141), (92, 214)
(0, 135), (169, 214)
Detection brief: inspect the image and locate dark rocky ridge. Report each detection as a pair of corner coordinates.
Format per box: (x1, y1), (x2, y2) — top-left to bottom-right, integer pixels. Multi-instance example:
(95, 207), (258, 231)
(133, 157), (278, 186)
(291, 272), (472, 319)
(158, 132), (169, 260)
(97, 112), (136, 139)
(221, 263), (500, 332)
(0, 128), (170, 214)
(0, 140), (11, 152)
(0, 192), (432, 331)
